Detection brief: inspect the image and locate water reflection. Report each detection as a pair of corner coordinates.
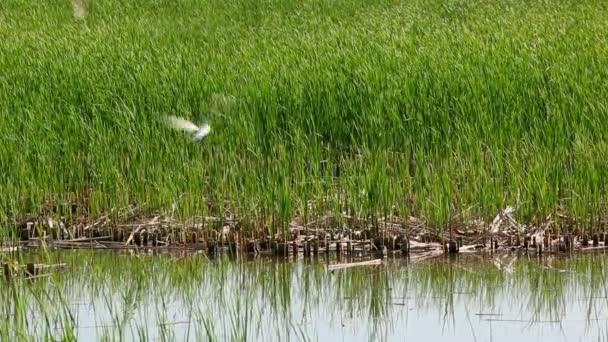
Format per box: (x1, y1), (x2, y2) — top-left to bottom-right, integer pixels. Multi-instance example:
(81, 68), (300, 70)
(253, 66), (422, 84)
(2, 251), (608, 341)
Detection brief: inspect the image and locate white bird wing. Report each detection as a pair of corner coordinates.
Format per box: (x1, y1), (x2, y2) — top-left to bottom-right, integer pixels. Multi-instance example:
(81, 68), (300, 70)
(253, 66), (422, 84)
(165, 115), (200, 133)
(192, 123), (211, 141)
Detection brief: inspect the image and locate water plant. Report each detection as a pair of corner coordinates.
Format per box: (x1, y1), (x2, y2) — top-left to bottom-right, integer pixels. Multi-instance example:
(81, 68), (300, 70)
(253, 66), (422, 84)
(1, 0), (607, 232)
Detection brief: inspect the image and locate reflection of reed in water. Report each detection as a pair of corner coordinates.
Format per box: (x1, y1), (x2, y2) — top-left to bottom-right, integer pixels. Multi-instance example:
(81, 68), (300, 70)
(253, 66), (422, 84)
(1, 252), (607, 340)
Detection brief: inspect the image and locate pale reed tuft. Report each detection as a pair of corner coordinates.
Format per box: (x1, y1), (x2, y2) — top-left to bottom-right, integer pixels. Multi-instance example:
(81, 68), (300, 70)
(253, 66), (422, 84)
(72, 0), (88, 19)
(208, 93), (237, 114)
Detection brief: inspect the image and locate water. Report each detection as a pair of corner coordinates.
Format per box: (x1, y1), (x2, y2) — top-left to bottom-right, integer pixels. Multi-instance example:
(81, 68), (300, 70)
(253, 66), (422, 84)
(2, 250), (608, 341)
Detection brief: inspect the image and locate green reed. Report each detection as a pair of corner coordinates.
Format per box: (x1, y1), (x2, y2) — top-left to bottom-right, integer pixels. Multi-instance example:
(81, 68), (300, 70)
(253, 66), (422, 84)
(1, 0), (607, 231)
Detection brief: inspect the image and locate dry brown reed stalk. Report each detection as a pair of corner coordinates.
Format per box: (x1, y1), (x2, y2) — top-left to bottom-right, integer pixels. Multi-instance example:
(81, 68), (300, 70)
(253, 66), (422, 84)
(124, 216), (159, 246)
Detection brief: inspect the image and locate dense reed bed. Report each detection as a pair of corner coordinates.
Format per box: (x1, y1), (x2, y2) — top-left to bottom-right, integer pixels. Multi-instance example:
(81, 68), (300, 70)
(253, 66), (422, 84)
(1, 0), (608, 234)
(2, 250), (608, 341)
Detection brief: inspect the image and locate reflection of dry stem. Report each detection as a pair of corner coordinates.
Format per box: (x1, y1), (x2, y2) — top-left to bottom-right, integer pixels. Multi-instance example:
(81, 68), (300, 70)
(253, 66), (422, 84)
(327, 259), (382, 272)
(492, 254), (517, 273)
(72, 0), (88, 19)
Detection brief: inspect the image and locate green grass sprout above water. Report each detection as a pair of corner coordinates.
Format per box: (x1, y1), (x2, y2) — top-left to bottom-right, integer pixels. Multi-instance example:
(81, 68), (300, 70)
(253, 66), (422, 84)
(1, 0), (608, 231)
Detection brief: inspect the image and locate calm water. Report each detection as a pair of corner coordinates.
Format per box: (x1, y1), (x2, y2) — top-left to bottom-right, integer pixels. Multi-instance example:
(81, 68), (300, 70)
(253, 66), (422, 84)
(2, 250), (608, 341)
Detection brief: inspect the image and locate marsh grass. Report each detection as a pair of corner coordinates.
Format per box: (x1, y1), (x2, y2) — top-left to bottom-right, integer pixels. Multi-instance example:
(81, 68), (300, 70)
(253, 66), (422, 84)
(1, 0), (608, 232)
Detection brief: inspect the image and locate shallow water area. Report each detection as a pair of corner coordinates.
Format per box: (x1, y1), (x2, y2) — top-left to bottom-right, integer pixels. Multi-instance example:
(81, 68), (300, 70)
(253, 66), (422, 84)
(2, 250), (608, 341)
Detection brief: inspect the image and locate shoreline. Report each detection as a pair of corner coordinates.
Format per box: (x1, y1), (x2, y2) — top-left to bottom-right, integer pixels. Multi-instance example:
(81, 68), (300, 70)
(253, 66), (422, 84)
(4, 205), (606, 259)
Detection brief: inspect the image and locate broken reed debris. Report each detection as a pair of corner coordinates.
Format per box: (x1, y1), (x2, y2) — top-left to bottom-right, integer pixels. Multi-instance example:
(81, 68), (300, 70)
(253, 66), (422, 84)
(3, 204), (604, 259)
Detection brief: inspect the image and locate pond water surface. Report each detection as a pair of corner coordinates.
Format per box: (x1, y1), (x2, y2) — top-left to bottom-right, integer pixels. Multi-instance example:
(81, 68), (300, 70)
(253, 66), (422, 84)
(2, 250), (608, 341)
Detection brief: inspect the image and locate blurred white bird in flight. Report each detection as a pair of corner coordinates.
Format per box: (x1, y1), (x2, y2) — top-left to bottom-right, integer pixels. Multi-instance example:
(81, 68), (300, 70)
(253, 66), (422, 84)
(165, 115), (211, 141)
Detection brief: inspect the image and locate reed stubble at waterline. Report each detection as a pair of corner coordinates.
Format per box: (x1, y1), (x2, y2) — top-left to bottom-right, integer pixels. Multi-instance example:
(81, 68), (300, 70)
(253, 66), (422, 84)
(5, 203), (597, 261)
